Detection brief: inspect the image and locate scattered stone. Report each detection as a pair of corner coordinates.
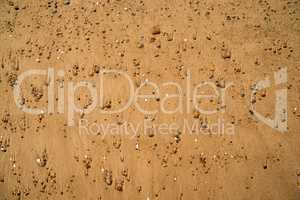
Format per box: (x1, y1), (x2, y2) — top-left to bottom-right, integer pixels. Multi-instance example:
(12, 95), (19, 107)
(113, 137), (121, 149)
(137, 42), (144, 48)
(133, 58), (141, 66)
(93, 65), (100, 74)
(173, 130), (182, 143)
(221, 48), (231, 59)
(115, 178), (124, 191)
(149, 37), (156, 43)
(166, 33), (173, 41)
(137, 185), (142, 192)
(83, 155), (92, 176)
(150, 25), (161, 35)
(121, 168), (128, 177)
(36, 150), (48, 167)
(0, 135), (10, 153)
(103, 169), (113, 185)
(31, 87), (44, 102)
(7, 73), (17, 87)
(63, 0), (71, 5)
(146, 127), (155, 137)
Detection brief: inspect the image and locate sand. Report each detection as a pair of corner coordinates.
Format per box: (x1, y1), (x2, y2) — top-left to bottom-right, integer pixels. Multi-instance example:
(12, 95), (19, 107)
(0, 0), (300, 199)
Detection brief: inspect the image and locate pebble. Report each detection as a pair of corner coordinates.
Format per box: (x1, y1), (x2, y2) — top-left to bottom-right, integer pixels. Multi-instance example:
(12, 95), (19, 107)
(63, 0), (71, 5)
(166, 33), (173, 41)
(137, 42), (144, 48)
(115, 178), (124, 191)
(103, 169), (113, 186)
(36, 150), (47, 167)
(221, 48), (231, 59)
(150, 25), (161, 35)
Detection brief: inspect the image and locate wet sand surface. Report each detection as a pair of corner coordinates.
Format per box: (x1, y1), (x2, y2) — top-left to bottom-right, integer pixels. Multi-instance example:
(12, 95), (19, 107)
(0, 0), (300, 199)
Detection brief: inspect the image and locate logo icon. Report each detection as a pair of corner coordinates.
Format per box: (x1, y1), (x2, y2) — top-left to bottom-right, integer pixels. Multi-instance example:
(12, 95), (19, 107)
(250, 68), (287, 132)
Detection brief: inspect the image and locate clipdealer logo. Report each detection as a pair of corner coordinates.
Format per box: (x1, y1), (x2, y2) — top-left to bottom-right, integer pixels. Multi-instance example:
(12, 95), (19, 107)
(12, 67), (288, 134)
